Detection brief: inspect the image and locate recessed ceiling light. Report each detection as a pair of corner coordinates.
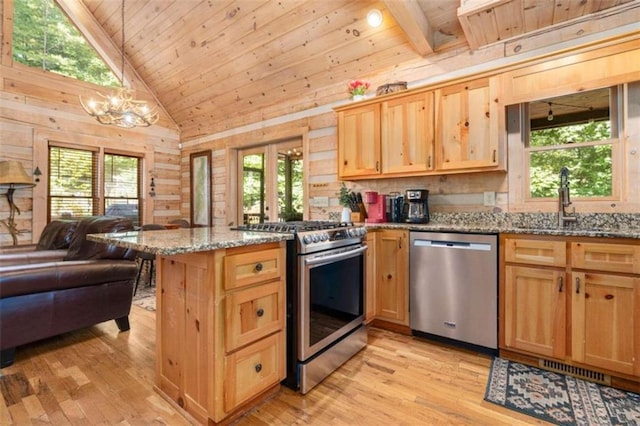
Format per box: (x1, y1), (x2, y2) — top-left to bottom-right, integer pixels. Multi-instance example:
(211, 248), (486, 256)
(367, 9), (383, 28)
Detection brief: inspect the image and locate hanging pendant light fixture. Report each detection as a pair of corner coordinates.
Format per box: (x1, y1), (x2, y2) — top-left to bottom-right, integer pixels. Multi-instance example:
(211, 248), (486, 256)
(80, 0), (158, 128)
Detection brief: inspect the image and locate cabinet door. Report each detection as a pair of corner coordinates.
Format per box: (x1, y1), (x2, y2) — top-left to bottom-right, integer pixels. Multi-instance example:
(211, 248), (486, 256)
(381, 92), (434, 175)
(375, 230), (408, 324)
(365, 232), (376, 323)
(436, 77), (498, 170)
(572, 272), (640, 375)
(504, 265), (566, 358)
(337, 104), (381, 178)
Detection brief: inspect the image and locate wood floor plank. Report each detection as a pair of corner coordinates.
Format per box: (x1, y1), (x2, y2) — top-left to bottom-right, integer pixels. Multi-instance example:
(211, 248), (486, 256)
(0, 306), (550, 425)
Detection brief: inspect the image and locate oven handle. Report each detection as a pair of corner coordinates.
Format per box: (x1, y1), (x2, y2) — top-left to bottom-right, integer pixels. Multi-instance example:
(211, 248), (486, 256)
(304, 245), (367, 267)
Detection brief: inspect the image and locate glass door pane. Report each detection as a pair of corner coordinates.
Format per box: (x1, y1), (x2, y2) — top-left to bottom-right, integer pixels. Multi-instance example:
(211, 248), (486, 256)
(277, 145), (303, 222)
(241, 151), (266, 224)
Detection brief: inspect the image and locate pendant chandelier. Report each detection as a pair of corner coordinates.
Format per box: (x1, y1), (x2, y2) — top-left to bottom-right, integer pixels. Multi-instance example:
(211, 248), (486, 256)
(80, 0), (158, 128)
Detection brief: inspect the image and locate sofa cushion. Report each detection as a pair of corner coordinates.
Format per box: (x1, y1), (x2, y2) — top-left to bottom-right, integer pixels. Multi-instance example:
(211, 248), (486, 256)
(36, 220), (78, 250)
(0, 260), (138, 298)
(64, 216), (136, 261)
(0, 249), (67, 267)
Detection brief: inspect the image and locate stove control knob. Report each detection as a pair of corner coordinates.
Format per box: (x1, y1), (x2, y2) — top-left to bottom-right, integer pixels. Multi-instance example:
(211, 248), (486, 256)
(313, 234), (321, 243)
(321, 233), (329, 241)
(303, 235), (313, 244)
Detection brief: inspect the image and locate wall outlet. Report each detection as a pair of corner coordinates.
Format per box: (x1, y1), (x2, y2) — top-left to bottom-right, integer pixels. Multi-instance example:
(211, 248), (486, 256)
(483, 191), (496, 206)
(311, 196), (329, 207)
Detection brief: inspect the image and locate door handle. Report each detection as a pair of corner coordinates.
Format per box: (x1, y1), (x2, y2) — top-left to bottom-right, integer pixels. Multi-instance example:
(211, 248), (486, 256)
(558, 276), (563, 292)
(575, 277), (581, 294)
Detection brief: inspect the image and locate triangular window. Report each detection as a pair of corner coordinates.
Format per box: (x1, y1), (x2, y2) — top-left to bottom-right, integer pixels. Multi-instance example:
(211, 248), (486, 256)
(12, 0), (119, 87)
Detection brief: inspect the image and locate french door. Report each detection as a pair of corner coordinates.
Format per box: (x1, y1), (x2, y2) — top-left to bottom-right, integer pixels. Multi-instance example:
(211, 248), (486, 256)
(238, 139), (303, 225)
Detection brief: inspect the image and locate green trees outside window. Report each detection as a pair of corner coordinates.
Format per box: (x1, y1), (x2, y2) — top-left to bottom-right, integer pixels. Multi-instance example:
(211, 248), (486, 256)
(12, 0), (118, 86)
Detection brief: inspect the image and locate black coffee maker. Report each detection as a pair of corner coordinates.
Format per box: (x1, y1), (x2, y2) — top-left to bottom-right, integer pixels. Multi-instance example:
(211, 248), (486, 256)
(403, 189), (429, 223)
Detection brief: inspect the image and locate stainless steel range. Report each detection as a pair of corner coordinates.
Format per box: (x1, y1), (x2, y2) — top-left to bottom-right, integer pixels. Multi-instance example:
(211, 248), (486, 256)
(233, 221), (368, 393)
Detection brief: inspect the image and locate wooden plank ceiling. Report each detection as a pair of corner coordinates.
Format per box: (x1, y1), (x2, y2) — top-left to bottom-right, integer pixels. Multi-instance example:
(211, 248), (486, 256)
(74, 0), (637, 140)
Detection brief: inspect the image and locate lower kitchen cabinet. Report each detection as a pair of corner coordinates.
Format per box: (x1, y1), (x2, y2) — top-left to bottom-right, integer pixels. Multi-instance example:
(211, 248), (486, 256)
(501, 235), (640, 383)
(156, 242), (287, 424)
(364, 231), (376, 323)
(503, 265), (566, 359)
(374, 229), (409, 325)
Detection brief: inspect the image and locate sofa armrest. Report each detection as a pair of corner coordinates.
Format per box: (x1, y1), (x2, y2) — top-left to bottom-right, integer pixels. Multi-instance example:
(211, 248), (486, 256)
(0, 260), (138, 299)
(0, 245), (38, 255)
(0, 249), (68, 267)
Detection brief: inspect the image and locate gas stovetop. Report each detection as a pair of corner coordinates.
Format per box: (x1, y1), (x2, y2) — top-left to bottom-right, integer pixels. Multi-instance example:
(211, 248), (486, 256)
(233, 221), (354, 233)
(233, 221), (366, 253)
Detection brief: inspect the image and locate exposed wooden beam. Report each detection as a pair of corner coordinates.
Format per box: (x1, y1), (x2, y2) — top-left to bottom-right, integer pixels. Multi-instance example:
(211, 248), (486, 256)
(382, 0), (434, 56)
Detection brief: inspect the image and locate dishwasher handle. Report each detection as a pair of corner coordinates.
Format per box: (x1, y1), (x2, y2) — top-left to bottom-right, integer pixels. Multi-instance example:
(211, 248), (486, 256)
(413, 239), (492, 251)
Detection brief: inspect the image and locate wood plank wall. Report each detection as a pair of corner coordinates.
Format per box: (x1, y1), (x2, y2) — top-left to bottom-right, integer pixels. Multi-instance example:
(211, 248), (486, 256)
(0, 63), (181, 245)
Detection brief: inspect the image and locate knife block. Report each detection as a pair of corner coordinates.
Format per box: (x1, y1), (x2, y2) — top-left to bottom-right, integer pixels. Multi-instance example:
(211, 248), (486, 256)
(351, 212), (365, 223)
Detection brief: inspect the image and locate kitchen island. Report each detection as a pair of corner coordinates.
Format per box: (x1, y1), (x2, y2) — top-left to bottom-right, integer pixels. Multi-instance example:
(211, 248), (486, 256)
(89, 227), (293, 425)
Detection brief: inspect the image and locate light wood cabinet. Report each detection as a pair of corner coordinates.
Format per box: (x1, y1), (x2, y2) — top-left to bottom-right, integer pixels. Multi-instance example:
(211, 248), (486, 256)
(502, 235), (640, 381)
(364, 231), (376, 323)
(503, 265), (566, 359)
(156, 242), (286, 424)
(381, 91), (434, 175)
(435, 77), (499, 171)
(337, 103), (380, 178)
(335, 76), (503, 180)
(374, 229), (408, 325)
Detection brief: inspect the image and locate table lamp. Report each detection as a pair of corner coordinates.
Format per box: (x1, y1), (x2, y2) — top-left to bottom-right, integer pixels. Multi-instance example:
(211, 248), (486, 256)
(0, 160), (36, 245)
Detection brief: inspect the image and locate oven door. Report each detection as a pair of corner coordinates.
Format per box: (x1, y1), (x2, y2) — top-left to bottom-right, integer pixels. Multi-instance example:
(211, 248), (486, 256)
(298, 244), (367, 361)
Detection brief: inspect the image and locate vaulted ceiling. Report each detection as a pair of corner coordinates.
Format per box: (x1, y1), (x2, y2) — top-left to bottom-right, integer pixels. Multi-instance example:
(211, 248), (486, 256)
(60, 0), (639, 140)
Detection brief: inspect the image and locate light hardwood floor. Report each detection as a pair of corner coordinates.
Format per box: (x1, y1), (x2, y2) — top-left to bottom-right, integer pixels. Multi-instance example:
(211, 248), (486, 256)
(0, 306), (546, 425)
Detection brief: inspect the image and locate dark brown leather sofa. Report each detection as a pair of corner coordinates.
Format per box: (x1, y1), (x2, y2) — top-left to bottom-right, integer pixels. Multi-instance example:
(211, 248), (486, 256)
(0, 219), (77, 267)
(0, 216), (138, 367)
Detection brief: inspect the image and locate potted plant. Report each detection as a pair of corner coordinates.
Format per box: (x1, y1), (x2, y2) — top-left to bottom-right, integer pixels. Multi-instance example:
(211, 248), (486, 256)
(338, 182), (353, 223)
(348, 80), (370, 101)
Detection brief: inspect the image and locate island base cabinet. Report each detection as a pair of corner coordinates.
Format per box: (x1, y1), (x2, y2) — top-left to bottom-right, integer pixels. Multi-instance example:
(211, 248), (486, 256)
(571, 272), (640, 376)
(155, 242), (286, 424)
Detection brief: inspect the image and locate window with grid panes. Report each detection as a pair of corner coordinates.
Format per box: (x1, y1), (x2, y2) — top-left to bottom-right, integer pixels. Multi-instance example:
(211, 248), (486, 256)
(48, 146), (142, 225)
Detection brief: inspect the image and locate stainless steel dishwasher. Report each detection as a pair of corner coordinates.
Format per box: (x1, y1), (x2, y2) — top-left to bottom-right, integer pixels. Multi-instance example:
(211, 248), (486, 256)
(409, 231), (497, 352)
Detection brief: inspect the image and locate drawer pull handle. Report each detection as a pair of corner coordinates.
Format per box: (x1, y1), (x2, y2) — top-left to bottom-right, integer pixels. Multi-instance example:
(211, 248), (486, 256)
(255, 363), (262, 373)
(576, 277), (581, 294)
(558, 277), (563, 292)
(256, 308), (264, 317)
(255, 262), (263, 272)
(605, 294), (614, 300)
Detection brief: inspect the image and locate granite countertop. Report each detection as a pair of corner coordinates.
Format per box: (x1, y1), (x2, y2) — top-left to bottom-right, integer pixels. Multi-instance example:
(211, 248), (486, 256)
(363, 212), (640, 240)
(87, 227), (293, 255)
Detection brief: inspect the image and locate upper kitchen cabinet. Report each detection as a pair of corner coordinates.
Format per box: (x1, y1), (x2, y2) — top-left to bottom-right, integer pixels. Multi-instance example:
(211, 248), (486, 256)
(337, 103), (381, 179)
(435, 77), (500, 171)
(381, 92), (435, 175)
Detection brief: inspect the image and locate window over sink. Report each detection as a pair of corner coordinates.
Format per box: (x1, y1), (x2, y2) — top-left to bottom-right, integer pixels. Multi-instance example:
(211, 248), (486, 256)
(524, 86), (619, 200)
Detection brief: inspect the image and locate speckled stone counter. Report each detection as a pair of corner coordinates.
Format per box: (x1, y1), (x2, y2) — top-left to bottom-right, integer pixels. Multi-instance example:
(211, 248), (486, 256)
(364, 212), (640, 239)
(87, 226), (293, 255)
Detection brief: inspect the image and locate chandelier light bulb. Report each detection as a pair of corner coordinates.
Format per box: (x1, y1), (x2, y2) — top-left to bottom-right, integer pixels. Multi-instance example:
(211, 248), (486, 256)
(367, 9), (383, 27)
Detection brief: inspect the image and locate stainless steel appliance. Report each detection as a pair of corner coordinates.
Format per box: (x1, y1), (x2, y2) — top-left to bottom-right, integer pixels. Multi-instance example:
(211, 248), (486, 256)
(232, 221), (368, 394)
(404, 189), (429, 223)
(409, 231), (497, 353)
(386, 193), (404, 223)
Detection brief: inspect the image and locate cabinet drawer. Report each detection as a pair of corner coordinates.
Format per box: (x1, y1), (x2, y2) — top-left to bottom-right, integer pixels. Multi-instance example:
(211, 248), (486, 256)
(225, 280), (285, 352)
(224, 331), (285, 412)
(571, 242), (640, 274)
(224, 247), (284, 290)
(504, 238), (566, 267)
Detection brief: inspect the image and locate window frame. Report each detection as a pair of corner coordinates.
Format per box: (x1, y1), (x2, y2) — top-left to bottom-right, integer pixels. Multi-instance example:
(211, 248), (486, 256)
(47, 143), (143, 225)
(522, 86), (622, 204)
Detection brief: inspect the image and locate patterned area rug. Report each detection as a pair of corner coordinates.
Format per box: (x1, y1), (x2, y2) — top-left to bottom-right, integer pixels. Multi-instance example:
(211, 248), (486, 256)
(485, 357), (640, 425)
(131, 284), (156, 311)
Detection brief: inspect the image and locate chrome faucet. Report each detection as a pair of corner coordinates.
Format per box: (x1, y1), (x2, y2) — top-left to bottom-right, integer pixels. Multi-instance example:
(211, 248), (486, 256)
(558, 167), (577, 227)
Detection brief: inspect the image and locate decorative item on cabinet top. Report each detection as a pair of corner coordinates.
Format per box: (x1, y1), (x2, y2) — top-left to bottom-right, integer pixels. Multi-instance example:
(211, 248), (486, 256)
(376, 82), (407, 96)
(348, 80), (370, 101)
